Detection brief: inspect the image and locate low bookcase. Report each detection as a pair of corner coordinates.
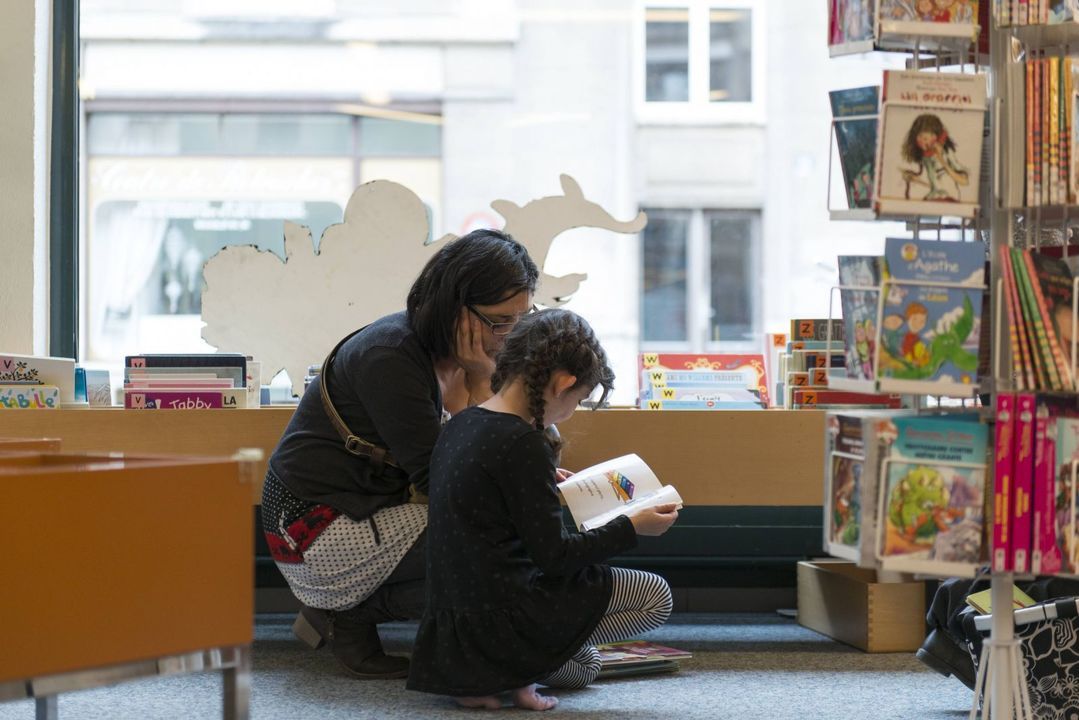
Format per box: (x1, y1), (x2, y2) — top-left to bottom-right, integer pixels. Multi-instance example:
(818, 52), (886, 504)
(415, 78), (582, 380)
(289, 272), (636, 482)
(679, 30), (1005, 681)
(0, 452), (256, 719)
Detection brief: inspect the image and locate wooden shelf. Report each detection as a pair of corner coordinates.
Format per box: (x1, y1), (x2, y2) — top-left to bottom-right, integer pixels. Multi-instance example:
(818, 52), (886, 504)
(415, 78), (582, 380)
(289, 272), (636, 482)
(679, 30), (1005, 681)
(0, 407), (827, 507)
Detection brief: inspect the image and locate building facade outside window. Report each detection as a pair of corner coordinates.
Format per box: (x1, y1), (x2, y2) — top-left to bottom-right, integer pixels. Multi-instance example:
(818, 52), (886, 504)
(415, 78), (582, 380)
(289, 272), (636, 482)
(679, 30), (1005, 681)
(641, 207), (760, 350)
(639, 1), (765, 123)
(84, 111), (441, 363)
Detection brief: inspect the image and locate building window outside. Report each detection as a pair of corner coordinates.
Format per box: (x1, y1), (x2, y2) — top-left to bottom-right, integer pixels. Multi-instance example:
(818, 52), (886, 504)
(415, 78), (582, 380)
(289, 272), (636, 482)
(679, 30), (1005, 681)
(83, 111), (441, 364)
(641, 207), (760, 349)
(639, 1), (764, 122)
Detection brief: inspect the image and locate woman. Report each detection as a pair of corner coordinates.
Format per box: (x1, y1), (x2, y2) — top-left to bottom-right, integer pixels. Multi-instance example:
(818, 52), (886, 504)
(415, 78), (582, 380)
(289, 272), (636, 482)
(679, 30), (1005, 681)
(262, 229), (539, 679)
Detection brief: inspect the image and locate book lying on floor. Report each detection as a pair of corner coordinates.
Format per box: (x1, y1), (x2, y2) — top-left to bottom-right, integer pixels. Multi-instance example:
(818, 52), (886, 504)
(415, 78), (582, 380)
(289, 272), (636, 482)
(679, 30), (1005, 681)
(595, 640), (691, 678)
(559, 454), (683, 532)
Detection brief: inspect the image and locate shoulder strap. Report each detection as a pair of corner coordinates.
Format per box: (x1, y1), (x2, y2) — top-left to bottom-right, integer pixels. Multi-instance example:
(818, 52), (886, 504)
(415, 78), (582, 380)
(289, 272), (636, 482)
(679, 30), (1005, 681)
(319, 328), (399, 474)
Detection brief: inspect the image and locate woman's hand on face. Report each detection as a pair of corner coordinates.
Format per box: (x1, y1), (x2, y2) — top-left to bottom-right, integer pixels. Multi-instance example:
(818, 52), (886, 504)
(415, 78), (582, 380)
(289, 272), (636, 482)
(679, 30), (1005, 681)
(628, 503), (679, 537)
(456, 308), (496, 403)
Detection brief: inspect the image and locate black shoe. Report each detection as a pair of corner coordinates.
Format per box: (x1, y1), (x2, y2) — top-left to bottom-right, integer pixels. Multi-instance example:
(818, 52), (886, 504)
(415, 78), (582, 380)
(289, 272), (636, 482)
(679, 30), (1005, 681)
(292, 604), (409, 679)
(915, 628), (976, 691)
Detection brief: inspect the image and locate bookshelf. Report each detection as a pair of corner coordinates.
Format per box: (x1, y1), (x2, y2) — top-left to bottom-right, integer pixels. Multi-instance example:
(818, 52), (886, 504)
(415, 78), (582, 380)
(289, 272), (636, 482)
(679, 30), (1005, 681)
(825, 3), (1079, 717)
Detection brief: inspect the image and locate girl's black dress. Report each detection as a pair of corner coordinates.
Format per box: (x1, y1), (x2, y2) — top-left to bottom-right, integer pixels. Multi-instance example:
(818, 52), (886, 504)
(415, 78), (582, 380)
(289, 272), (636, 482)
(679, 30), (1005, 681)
(406, 406), (638, 697)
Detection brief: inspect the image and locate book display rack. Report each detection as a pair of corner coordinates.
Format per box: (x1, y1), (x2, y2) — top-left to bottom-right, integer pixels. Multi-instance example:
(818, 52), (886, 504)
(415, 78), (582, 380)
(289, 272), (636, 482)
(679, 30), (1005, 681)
(825, 2), (1079, 717)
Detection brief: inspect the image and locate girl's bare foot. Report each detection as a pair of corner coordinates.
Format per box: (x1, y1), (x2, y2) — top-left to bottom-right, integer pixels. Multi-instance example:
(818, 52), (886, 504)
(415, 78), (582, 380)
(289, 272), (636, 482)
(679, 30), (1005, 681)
(511, 685), (558, 711)
(455, 696), (501, 709)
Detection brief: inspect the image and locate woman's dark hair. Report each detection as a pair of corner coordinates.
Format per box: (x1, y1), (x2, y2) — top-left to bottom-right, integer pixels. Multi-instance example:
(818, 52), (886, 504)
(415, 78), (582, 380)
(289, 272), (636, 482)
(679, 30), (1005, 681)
(901, 113), (955, 164)
(490, 309), (615, 433)
(407, 229), (539, 360)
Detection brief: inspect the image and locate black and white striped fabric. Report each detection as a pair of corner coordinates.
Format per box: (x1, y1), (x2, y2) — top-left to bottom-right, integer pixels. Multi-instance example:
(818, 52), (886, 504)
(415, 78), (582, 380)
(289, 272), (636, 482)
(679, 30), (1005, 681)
(541, 567), (672, 688)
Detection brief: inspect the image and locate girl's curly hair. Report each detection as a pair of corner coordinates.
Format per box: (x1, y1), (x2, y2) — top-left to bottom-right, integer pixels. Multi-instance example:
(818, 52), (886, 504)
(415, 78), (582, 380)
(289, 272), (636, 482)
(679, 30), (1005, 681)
(490, 309), (615, 434)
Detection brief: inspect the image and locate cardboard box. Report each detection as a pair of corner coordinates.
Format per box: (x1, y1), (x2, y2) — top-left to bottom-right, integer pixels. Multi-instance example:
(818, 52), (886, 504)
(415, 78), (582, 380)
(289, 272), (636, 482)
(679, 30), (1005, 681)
(797, 560), (926, 652)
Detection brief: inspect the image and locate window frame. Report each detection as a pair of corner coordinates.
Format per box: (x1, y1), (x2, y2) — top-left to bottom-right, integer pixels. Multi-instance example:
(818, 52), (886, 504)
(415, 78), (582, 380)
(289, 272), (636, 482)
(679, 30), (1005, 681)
(634, 0), (767, 126)
(639, 205), (761, 353)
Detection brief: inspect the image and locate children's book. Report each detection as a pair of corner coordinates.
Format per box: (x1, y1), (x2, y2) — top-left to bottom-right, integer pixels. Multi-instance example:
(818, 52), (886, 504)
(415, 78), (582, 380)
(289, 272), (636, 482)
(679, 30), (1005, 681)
(0, 385), (60, 410)
(829, 0), (876, 53)
(790, 319), (845, 343)
(831, 87), (880, 209)
(993, 393), (1016, 572)
(878, 0), (982, 45)
(877, 238), (985, 394)
(965, 585), (1035, 614)
(837, 255), (885, 381)
(824, 412), (870, 560)
(877, 414), (989, 576)
(0, 354), (76, 404)
(1012, 393), (1036, 573)
(594, 640), (690, 679)
(1028, 251), (1077, 388)
(1053, 416), (1079, 574)
(875, 71), (988, 218)
(559, 454), (683, 532)
(850, 408), (919, 565)
(638, 353), (767, 409)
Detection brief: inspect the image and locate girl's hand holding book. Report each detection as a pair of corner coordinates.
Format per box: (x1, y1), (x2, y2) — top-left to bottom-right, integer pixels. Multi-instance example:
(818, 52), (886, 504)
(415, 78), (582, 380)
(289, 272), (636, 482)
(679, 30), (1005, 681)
(628, 503), (679, 537)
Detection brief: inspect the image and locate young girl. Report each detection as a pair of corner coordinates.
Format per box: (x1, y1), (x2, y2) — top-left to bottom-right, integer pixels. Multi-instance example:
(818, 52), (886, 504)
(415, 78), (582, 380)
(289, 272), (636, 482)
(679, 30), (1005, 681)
(407, 309), (678, 710)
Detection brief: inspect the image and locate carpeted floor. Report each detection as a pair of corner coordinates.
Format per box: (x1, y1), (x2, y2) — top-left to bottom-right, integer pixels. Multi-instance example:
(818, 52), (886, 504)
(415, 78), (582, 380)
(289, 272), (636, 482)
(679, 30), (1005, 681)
(0, 614), (975, 719)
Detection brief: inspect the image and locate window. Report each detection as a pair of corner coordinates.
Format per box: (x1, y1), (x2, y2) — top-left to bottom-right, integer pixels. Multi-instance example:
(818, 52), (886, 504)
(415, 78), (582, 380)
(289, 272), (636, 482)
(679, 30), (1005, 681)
(641, 208), (760, 349)
(83, 111), (442, 363)
(638, 1), (765, 123)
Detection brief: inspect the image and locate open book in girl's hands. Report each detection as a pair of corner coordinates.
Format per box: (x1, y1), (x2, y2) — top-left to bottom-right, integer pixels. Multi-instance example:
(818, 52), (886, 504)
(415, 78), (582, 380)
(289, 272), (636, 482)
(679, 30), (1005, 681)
(559, 453), (683, 531)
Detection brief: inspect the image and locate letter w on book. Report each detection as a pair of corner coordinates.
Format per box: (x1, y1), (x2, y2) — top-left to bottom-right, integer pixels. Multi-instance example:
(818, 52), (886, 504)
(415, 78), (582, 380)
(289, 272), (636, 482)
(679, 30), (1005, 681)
(559, 454), (683, 531)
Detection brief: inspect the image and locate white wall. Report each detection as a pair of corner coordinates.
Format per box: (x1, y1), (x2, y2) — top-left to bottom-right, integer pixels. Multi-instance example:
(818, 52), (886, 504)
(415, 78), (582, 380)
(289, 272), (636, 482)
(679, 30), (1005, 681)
(0, 0), (50, 354)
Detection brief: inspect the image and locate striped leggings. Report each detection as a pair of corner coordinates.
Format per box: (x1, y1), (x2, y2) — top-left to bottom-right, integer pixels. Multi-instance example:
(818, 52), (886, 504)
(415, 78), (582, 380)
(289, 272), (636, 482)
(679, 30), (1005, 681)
(540, 567), (672, 689)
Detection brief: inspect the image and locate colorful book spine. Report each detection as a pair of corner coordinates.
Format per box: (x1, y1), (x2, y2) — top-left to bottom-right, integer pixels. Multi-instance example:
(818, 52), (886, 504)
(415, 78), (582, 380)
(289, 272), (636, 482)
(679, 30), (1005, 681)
(1050, 56), (1061, 205)
(791, 390), (902, 408)
(1000, 245), (1033, 390)
(1031, 402), (1051, 574)
(1013, 393), (1036, 573)
(994, 393), (1015, 573)
(1027, 60), (1036, 205)
(0, 385), (60, 410)
(1041, 412), (1064, 574)
(1013, 247), (1060, 389)
(1021, 249), (1073, 388)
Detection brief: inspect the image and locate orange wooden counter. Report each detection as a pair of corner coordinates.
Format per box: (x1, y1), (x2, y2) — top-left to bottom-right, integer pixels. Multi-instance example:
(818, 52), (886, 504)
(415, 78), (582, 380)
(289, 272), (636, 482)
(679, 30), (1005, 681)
(0, 407), (826, 506)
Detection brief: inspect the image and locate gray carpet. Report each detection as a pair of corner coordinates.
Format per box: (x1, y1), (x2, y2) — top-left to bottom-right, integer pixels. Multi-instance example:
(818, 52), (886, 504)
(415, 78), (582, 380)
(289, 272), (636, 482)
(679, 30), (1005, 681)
(0, 614), (975, 719)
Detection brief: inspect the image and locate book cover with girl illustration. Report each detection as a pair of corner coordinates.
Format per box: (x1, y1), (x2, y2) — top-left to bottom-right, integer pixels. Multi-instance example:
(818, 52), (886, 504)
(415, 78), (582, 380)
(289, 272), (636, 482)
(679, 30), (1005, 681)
(877, 414), (988, 576)
(877, 238), (985, 394)
(875, 71), (987, 218)
(837, 255), (885, 381)
(830, 87), (880, 209)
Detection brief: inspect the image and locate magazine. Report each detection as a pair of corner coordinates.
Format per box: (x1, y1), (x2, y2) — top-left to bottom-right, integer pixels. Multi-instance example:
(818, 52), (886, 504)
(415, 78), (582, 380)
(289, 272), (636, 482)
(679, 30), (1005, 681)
(559, 454), (683, 532)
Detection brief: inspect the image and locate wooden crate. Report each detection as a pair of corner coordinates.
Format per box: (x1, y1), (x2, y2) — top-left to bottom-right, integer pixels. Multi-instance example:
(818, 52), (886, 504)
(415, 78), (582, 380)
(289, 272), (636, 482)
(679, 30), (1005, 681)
(0, 453), (255, 682)
(796, 560), (926, 653)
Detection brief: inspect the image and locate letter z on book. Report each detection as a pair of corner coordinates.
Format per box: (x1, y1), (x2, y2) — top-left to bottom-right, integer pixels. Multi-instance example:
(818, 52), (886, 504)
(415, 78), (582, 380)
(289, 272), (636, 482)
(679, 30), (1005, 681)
(559, 454), (683, 531)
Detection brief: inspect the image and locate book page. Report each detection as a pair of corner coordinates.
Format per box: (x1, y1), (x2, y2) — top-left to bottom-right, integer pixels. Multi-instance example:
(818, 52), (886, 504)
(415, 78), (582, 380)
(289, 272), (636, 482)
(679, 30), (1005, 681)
(580, 485), (683, 532)
(559, 454), (663, 529)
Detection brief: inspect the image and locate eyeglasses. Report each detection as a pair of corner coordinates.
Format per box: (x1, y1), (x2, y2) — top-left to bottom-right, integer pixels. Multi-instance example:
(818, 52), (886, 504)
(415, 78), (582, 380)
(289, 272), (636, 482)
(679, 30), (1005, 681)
(468, 305), (536, 336)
